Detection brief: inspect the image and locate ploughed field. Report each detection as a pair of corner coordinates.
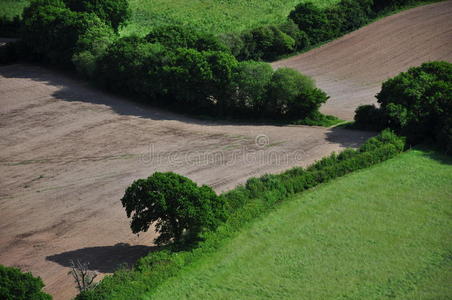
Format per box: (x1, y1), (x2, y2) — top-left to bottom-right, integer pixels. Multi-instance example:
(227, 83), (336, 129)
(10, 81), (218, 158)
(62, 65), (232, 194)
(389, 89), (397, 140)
(0, 64), (371, 299)
(1, 1), (452, 299)
(273, 0), (452, 120)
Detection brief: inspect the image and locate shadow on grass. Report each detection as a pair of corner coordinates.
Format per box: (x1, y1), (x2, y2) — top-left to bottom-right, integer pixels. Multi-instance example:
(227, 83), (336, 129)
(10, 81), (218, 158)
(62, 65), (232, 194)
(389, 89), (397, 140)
(46, 243), (158, 273)
(415, 145), (452, 165)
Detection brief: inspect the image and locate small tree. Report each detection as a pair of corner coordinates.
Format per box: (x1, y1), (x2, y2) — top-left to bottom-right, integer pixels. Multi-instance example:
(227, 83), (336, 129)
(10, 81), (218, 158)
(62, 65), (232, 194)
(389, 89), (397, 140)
(121, 172), (226, 245)
(0, 264), (52, 300)
(68, 260), (97, 293)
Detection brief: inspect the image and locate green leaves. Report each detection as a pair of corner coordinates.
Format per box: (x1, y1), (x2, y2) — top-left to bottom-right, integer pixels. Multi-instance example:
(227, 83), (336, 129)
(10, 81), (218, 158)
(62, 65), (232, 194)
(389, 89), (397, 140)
(121, 172), (226, 246)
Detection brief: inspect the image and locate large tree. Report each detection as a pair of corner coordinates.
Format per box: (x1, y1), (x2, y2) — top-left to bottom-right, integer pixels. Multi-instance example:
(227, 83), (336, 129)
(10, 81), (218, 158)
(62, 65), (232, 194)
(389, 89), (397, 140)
(121, 172), (226, 245)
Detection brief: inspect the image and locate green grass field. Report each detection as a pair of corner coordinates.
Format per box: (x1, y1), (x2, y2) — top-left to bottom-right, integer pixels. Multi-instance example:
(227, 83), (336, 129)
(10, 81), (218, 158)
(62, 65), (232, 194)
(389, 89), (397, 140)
(123, 0), (338, 36)
(0, 0), (338, 35)
(149, 148), (452, 299)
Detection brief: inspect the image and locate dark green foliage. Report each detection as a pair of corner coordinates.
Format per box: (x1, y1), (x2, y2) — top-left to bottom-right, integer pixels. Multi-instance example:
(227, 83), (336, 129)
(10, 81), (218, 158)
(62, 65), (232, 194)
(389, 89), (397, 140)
(146, 25), (227, 52)
(230, 60), (273, 115)
(247, 25), (295, 60)
(354, 104), (385, 130)
(22, 1), (110, 66)
(265, 68), (328, 119)
(64, 0), (130, 32)
(372, 0), (415, 12)
(121, 172), (226, 245)
(96, 36), (166, 97)
(76, 130), (405, 300)
(0, 265), (52, 300)
(289, 2), (332, 44)
(278, 20), (310, 50)
(0, 15), (22, 37)
(354, 61), (452, 152)
(332, 0), (373, 33)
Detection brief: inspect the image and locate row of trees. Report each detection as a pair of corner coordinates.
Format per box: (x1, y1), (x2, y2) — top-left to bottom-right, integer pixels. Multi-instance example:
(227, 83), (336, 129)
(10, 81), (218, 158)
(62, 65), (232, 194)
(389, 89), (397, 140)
(354, 61), (452, 153)
(13, 0), (329, 121)
(218, 0), (431, 62)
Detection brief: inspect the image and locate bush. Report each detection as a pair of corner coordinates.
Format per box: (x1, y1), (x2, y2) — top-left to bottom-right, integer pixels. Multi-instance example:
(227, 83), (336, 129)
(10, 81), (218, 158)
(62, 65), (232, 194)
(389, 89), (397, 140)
(96, 36), (167, 98)
(0, 265), (51, 300)
(289, 2), (332, 44)
(64, 0), (130, 32)
(230, 61), (274, 115)
(355, 61), (452, 152)
(247, 25), (295, 60)
(22, 1), (110, 67)
(121, 172), (226, 245)
(332, 0), (373, 33)
(265, 68), (328, 120)
(278, 20), (310, 51)
(146, 25), (227, 52)
(354, 104), (385, 130)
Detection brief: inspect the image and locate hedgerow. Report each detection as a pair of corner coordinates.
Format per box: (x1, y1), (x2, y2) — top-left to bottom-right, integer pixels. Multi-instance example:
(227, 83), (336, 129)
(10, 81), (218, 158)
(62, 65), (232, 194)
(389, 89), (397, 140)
(354, 61), (452, 153)
(75, 129), (405, 299)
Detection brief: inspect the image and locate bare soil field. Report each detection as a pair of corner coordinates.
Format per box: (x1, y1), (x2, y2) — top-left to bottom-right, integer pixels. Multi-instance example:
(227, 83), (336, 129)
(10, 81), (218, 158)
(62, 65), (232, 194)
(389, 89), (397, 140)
(0, 64), (372, 299)
(273, 0), (452, 120)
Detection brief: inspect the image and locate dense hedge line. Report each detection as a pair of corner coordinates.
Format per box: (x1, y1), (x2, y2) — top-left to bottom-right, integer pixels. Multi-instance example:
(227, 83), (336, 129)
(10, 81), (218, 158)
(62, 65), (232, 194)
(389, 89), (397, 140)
(2, 0), (332, 122)
(75, 129), (405, 299)
(220, 0), (436, 61)
(354, 61), (452, 153)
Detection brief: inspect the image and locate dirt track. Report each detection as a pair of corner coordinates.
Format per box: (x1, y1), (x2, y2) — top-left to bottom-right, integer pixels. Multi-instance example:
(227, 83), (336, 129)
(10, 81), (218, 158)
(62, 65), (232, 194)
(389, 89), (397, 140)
(273, 0), (452, 120)
(0, 64), (372, 299)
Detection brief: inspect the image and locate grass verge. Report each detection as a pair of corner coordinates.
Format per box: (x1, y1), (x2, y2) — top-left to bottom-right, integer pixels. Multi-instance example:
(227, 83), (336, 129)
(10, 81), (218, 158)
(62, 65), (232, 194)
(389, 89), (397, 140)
(150, 147), (452, 299)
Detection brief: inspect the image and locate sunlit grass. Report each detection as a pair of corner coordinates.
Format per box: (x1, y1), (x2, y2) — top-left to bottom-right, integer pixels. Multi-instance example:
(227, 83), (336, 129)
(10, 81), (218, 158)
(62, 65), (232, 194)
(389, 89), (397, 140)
(151, 148), (452, 299)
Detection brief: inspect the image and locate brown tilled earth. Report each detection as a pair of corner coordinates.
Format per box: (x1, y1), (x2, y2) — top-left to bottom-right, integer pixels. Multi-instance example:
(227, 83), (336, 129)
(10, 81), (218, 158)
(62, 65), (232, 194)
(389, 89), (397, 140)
(0, 64), (372, 299)
(273, 0), (452, 120)
(0, 2), (451, 299)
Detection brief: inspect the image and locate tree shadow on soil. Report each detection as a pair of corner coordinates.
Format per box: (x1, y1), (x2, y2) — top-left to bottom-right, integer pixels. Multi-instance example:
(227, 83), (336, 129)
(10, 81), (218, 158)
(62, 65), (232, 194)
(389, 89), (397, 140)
(0, 63), (375, 148)
(46, 243), (157, 273)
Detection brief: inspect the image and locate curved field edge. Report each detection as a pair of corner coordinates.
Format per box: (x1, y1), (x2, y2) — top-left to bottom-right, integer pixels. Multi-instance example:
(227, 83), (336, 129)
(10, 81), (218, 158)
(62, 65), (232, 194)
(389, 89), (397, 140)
(150, 148), (452, 299)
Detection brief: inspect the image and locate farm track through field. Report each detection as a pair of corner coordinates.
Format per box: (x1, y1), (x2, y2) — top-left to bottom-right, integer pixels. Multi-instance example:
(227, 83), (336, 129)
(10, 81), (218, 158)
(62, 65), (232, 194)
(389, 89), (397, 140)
(273, 0), (452, 120)
(0, 2), (451, 299)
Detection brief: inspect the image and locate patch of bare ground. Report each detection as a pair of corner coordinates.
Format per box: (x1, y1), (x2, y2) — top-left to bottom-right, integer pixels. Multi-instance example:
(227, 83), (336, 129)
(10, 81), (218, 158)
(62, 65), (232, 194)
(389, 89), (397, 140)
(273, 0), (452, 120)
(0, 63), (372, 299)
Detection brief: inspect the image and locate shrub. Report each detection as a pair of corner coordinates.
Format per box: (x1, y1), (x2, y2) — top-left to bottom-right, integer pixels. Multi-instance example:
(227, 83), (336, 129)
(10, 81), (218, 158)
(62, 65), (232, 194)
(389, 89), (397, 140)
(288, 2), (332, 44)
(72, 20), (115, 78)
(22, 1), (110, 67)
(248, 25), (295, 60)
(278, 20), (310, 51)
(0, 265), (51, 300)
(96, 36), (167, 98)
(354, 104), (385, 130)
(265, 68), (328, 120)
(355, 61), (452, 152)
(64, 0), (130, 32)
(372, 0), (415, 12)
(230, 60), (273, 115)
(121, 172), (226, 245)
(332, 0), (373, 33)
(145, 25), (227, 52)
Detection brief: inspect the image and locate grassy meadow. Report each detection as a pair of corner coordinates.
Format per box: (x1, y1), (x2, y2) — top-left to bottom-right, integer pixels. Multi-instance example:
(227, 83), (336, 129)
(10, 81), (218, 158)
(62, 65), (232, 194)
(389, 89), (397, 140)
(149, 148), (452, 299)
(123, 0), (338, 36)
(0, 0), (339, 35)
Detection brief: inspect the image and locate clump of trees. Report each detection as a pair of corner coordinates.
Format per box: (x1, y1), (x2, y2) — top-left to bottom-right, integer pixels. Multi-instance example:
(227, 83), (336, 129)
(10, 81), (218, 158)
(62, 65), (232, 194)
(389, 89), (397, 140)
(121, 172), (226, 245)
(13, 0), (330, 123)
(354, 61), (452, 152)
(0, 265), (52, 300)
